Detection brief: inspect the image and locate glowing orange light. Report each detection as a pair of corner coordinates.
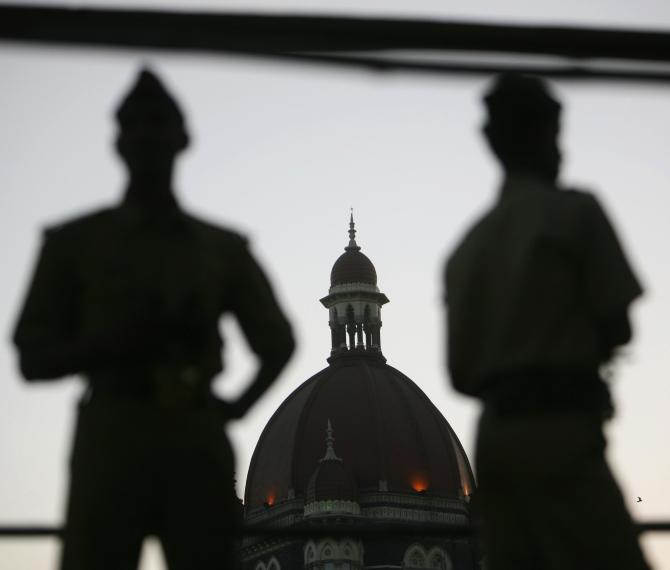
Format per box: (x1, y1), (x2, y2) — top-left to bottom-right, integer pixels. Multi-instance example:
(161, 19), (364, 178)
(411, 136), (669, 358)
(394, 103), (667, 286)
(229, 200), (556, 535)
(265, 490), (276, 506)
(410, 476), (428, 493)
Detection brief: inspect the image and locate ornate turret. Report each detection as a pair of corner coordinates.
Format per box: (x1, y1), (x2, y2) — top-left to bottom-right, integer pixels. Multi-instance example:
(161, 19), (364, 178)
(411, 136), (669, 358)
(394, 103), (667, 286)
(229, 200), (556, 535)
(320, 213), (389, 359)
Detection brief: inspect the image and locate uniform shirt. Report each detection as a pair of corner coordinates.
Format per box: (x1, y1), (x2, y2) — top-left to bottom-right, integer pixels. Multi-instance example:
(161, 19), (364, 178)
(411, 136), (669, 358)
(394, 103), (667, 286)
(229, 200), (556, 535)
(444, 176), (642, 398)
(13, 198), (293, 386)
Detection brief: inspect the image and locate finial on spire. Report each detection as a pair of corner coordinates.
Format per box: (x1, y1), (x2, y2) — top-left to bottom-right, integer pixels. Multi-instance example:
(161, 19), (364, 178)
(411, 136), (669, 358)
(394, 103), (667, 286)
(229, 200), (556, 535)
(321, 419), (342, 462)
(346, 209), (361, 252)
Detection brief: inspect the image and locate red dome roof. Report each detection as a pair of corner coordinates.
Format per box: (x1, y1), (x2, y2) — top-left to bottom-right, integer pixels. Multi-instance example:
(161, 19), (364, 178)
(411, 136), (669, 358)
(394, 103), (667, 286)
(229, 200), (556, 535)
(244, 354), (474, 511)
(330, 249), (377, 287)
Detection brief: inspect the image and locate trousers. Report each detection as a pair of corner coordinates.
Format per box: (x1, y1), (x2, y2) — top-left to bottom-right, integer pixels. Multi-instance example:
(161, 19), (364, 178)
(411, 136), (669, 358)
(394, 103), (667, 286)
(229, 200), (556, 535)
(60, 396), (241, 570)
(475, 406), (651, 570)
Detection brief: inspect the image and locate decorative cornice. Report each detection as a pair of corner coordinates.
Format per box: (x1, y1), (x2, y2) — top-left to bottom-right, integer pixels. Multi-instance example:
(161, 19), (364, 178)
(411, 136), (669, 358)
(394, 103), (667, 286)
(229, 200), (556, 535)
(361, 506), (468, 526)
(304, 499), (361, 516)
(245, 491), (470, 527)
(357, 492), (469, 512)
(320, 289), (389, 308)
(326, 348), (387, 364)
(245, 498), (304, 526)
(328, 282), (381, 295)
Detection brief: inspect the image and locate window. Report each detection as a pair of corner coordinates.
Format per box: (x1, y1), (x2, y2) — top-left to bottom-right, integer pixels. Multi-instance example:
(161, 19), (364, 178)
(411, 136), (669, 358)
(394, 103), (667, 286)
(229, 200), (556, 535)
(403, 545), (428, 569)
(427, 547), (451, 570)
(305, 545), (316, 563)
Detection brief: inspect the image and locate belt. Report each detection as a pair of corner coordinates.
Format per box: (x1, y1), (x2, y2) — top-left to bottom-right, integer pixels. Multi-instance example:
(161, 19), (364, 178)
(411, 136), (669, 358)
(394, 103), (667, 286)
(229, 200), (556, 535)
(87, 365), (213, 409)
(483, 368), (614, 419)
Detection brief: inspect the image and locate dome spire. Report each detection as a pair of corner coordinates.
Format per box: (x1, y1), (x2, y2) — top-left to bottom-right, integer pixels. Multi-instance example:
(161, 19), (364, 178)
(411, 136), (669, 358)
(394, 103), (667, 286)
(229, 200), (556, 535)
(346, 208), (361, 252)
(321, 211), (390, 360)
(321, 419), (342, 462)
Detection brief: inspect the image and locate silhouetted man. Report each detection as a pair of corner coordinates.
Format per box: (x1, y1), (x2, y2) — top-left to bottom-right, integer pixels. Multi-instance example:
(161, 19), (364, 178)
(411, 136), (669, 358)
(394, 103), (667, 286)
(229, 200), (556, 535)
(13, 69), (295, 570)
(444, 74), (651, 570)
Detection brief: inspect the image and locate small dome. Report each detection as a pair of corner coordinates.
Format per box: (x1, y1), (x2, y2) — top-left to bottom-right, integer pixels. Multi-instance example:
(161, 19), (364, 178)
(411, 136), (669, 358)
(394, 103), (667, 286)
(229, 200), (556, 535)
(306, 459), (358, 504)
(305, 421), (358, 505)
(329, 212), (378, 287)
(330, 250), (377, 287)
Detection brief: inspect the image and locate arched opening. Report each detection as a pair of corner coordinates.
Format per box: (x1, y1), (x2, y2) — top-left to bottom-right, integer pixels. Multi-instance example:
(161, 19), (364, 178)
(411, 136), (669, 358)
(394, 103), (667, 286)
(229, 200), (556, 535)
(427, 547), (452, 570)
(403, 544), (428, 569)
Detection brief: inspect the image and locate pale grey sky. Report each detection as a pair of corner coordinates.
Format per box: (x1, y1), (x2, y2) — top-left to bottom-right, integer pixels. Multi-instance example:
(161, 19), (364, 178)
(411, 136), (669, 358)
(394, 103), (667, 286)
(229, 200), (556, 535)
(2, 1), (670, 568)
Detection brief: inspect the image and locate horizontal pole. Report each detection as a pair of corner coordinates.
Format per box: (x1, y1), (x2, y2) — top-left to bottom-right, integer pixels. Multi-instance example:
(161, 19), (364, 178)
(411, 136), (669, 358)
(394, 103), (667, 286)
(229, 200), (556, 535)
(1, 4), (670, 66)
(269, 52), (670, 84)
(1, 521), (668, 538)
(0, 526), (61, 537)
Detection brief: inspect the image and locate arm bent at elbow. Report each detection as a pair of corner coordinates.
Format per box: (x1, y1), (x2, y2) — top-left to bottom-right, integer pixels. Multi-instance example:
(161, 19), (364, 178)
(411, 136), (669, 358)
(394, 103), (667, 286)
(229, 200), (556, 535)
(228, 323), (296, 420)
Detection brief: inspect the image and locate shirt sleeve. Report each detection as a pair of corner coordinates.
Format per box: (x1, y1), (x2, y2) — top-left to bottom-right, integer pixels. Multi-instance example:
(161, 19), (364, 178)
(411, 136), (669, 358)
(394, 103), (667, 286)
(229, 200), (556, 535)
(579, 192), (643, 319)
(13, 229), (80, 379)
(228, 240), (294, 365)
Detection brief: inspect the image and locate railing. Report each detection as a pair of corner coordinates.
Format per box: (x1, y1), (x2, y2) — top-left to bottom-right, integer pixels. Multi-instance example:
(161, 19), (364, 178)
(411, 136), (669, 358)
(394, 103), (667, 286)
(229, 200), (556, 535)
(1, 521), (669, 539)
(2, 4), (670, 83)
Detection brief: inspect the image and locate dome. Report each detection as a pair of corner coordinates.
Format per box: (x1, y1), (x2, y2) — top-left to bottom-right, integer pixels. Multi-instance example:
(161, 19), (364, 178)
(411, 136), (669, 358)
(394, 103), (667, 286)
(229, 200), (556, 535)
(330, 249), (377, 287)
(244, 354), (474, 512)
(306, 459), (358, 504)
(241, 215), (478, 570)
(328, 212), (378, 288)
(305, 421), (358, 505)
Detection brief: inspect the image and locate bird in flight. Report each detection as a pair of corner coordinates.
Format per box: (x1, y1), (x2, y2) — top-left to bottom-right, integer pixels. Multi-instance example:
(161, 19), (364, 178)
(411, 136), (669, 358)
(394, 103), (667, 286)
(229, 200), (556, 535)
(636, 497), (643, 503)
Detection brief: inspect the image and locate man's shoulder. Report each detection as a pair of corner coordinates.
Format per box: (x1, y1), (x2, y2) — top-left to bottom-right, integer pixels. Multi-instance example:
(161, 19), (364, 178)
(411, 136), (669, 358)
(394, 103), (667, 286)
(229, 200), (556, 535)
(447, 207), (497, 263)
(560, 187), (605, 215)
(183, 212), (249, 250)
(550, 186), (598, 206)
(444, 215), (493, 295)
(544, 187), (605, 231)
(498, 184), (603, 234)
(445, 188), (598, 267)
(43, 207), (119, 241)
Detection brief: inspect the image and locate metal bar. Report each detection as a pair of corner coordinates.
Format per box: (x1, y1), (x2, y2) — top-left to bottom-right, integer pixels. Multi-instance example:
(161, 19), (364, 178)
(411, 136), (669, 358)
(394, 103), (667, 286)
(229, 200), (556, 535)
(273, 52), (670, 84)
(1, 4), (670, 65)
(1, 521), (668, 538)
(0, 526), (62, 537)
(637, 521), (670, 533)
